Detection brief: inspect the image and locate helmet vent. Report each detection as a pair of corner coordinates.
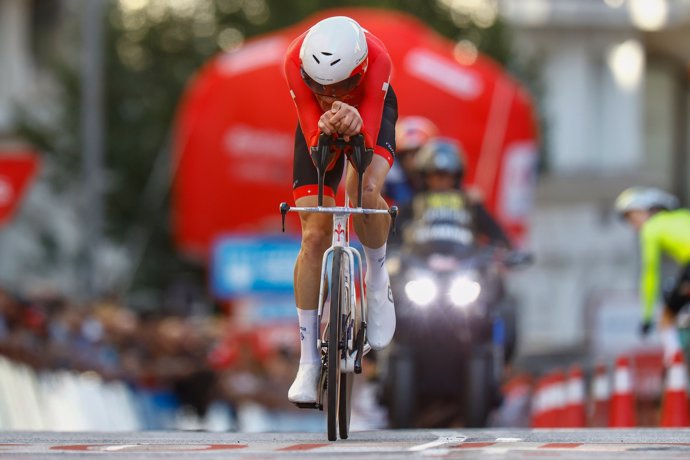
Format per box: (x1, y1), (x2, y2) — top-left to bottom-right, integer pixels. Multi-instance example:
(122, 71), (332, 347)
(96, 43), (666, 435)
(330, 59), (341, 66)
(321, 52), (333, 56)
(312, 54), (320, 64)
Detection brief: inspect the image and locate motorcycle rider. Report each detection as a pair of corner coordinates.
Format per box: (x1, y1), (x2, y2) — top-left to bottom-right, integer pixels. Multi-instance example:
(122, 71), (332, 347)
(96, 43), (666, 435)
(383, 116), (439, 206)
(614, 186), (690, 363)
(397, 137), (513, 250)
(384, 137), (519, 428)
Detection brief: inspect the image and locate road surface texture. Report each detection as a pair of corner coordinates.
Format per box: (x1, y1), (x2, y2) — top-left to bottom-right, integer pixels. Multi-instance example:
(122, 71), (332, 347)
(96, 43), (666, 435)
(1, 429), (690, 459)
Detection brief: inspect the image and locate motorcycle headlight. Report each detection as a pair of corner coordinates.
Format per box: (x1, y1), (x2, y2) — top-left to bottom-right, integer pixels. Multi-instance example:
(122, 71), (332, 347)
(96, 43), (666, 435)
(404, 277), (438, 307)
(449, 274), (481, 308)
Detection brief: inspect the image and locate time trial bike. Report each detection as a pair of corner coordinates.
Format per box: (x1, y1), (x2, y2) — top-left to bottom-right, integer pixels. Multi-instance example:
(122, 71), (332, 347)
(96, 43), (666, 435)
(280, 133), (398, 441)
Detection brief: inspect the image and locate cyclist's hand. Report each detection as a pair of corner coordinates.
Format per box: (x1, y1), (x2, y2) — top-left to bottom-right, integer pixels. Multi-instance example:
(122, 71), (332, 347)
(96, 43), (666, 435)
(328, 101), (362, 141)
(318, 110), (339, 135)
(639, 320), (653, 337)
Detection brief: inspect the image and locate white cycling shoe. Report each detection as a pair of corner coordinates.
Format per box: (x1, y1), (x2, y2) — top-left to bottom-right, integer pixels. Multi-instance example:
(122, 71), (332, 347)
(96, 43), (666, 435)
(366, 275), (396, 351)
(288, 362), (321, 404)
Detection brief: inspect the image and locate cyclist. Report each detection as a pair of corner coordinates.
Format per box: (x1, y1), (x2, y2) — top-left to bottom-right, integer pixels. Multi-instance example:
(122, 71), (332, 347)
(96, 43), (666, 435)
(283, 16), (398, 404)
(614, 187), (690, 363)
(398, 137), (513, 249)
(383, 116), (439, 206)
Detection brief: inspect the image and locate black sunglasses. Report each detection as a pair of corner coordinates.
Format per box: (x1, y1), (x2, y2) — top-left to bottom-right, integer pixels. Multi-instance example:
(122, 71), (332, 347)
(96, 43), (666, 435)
(300, 67), (363, 98)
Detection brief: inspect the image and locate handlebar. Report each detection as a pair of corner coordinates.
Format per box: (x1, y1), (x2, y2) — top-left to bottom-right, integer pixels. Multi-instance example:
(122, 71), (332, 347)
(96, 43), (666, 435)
(310, 133), (373, 207)
(280, 202), (398, 234)
(281, 133), (395, 233)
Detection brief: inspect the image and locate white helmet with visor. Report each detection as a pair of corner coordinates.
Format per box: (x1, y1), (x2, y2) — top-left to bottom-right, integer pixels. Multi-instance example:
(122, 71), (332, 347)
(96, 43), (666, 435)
(614, 186), (679, 217)
(299, 16), (368, 97)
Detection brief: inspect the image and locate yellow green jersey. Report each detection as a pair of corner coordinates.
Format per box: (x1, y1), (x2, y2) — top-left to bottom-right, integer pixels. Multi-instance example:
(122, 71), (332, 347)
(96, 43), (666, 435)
(639, 209), (690, 321)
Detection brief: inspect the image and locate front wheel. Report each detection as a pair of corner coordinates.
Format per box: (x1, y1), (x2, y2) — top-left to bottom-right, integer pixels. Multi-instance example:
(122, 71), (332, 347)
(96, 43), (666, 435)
(327, 248), (344, 441)
(387, 347), (416, 428)
(338, 372), (353, 439)
(463, 347), (495, 427)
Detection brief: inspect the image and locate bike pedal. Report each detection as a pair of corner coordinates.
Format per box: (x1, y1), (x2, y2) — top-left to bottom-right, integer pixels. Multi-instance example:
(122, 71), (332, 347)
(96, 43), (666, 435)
(294, 402), (320, 410)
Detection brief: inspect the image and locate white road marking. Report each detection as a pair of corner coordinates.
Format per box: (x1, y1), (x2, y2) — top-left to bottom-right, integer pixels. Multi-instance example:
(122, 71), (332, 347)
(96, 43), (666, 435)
(408, 432), (466, 452)
(103, 445), (139, 451)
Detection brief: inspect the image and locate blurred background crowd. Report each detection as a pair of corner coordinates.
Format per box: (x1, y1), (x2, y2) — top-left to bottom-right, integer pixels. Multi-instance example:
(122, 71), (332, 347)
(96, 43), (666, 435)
(1, 0), (690, 431)
(0, 284), (333, 431)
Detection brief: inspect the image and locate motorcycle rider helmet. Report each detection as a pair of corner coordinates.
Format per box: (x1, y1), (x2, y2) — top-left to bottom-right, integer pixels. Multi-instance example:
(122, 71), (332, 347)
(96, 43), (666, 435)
(614, 186), (679, 217)
(299, 16), (368, 98)
(414, 137), (465, 188)
(395, 116), (439, 155)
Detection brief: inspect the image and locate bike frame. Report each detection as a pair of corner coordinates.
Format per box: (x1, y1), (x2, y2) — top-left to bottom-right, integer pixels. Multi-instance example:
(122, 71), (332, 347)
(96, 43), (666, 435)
(286, 204), (382, 377)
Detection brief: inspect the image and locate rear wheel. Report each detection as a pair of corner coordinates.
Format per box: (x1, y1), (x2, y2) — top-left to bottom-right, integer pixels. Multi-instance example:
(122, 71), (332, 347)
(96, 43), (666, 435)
(327, 248), (344, 441)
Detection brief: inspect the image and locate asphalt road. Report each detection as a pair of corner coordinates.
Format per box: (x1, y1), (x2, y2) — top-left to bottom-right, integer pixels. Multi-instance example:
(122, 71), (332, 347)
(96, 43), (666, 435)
(1, 429), (690, 459)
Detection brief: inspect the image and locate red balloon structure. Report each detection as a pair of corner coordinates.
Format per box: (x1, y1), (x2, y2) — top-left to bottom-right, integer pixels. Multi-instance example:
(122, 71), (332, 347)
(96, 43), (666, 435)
(172, 8), (539, 259)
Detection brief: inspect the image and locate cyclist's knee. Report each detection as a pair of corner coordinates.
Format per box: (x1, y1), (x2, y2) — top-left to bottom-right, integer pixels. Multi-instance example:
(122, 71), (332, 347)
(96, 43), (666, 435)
(361, 187), (382, 209)
(347, 182), (382, 208)
(301, 222), (331, 257)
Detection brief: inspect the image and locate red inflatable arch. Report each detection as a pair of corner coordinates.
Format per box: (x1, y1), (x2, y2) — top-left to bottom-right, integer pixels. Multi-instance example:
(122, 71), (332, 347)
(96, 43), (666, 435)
(172, 8), (539, 259)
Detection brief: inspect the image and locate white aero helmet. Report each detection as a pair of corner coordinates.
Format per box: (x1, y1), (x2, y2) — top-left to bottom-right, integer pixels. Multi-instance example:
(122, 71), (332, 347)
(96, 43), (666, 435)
(614, 186), (679, 217)
(299, 16), (368, 97)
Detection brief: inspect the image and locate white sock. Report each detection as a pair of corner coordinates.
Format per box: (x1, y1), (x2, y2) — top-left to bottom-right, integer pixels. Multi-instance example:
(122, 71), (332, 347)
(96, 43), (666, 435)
(297, 308), (320, 365)
(363, 243), (388, 290)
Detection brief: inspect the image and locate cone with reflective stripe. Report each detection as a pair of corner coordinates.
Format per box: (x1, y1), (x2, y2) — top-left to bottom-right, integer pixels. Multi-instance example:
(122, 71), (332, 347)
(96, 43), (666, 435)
(550, 370), (567, 427)
(588, 362), (610, 427)
(660, 351), (690, 427)
(531, 371), (566, 427)
(610, 355), (636, 427)
(530, 375), (549, 428)
(563, 365), (586, 427)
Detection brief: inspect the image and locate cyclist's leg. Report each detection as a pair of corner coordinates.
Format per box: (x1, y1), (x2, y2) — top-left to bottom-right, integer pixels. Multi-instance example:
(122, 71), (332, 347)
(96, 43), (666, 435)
(346, 154), (391, 247)
(660, 263), (690, 362)
(346, 157), (396, 351)
(345, 88), (397, 351)
(347, 85), (396, 273)
(289, 124), (344, 403)
(294, 194), (335, 317)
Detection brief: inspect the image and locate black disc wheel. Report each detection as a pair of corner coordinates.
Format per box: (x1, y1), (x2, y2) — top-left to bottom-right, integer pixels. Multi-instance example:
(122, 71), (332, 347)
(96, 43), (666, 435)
(327, 248), (344, 441)
(339, 371), (353, 439)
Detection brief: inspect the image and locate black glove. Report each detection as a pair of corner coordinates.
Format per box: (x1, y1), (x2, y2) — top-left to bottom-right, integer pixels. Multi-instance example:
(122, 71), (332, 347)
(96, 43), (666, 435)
(639, 320), (653, 337)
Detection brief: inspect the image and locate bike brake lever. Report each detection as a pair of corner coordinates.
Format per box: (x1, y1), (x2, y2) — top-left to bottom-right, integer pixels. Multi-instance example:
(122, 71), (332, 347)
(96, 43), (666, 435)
(280, 202), (290, 232)
(389, 206), (399, 235)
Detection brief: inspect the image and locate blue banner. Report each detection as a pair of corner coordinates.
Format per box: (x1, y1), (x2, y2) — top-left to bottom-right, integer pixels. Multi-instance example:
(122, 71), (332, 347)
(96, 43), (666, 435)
(211, 236), (300, 298)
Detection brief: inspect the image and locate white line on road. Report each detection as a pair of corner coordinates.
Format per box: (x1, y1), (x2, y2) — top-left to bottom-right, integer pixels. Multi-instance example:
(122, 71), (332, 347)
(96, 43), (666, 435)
(408, 432), (467, 452)
(103, 445), (139, 451)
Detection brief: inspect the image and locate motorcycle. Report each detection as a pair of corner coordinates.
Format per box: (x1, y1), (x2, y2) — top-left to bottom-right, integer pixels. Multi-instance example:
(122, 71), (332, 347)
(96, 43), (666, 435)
(380, 227), (531, 428)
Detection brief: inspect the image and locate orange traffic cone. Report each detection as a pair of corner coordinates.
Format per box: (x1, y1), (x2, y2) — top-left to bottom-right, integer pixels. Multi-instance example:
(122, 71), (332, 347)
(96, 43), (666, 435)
(531, 371), (567, 428)
(550, 370), (567, 427)
(588, 362), (610, 427)
(610, 355), (636, 427)
(564, 365), (586, 427)
(494, 373), (533, 427)
(660, 350), (690, 427)
(530, 375), (549, 428)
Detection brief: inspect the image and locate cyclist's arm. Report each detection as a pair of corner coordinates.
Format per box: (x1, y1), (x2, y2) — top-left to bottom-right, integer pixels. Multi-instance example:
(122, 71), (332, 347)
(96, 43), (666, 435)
(357, 37), (391, 155)
(640, 223), (661, 322)
(284, 40), (323, 147)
